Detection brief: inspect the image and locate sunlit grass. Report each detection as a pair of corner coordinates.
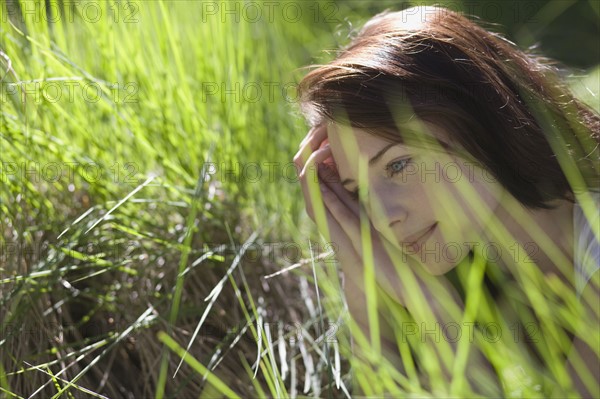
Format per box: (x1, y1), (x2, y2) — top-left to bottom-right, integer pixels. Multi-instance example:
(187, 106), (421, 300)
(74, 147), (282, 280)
(1, 0), (598, 397)
(1, 0), (339, 395)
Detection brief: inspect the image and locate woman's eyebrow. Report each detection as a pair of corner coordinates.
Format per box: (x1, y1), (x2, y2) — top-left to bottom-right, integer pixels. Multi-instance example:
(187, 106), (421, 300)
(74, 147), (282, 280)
(369, 143), (397, 166)
(341, 142), (398, 187)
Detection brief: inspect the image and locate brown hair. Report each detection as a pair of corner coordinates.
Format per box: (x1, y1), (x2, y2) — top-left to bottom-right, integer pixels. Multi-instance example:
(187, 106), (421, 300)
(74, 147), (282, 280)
(298, 6), (599, 209)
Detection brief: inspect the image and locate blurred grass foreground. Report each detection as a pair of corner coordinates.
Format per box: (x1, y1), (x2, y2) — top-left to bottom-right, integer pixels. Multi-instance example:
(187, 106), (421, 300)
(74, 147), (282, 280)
(1, 0), (599, 398)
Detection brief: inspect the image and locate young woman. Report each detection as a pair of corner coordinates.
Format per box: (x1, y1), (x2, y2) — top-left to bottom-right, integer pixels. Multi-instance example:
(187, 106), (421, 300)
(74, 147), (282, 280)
(293, 6), (599, 397)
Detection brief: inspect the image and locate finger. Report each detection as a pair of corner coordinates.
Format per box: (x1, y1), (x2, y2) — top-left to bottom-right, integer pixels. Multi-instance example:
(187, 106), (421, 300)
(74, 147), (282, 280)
(297, 146), (332, 221)
(317, 200), (366, 290)
(299, 123), (328, 149)
(294, 141), (322, 176)
(299, 124), (318, 148)
(319, 181), (365, 257)
(320, 182), (396, 271)
(307, 183), (363, 275)
(317, 163), (359, 217)
(293, 124), (328, 172)
(299, 144), (332, 178)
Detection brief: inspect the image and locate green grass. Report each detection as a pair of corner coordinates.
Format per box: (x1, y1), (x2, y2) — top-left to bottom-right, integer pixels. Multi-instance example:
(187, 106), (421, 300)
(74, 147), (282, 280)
(0, 0), (353, 396)
(1, 0), (598, 397)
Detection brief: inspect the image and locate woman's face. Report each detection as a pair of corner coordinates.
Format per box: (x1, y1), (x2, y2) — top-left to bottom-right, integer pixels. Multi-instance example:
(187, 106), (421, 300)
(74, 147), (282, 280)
(327, 121), (507, 275)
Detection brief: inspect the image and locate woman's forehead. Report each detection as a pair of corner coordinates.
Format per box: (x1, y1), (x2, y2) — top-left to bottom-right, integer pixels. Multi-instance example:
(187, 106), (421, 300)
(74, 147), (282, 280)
(327, 121), (453, 153)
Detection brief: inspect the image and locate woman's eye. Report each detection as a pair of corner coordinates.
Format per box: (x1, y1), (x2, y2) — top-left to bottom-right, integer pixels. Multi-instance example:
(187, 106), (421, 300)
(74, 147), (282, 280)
(386, 157), (411, 177)
(349, 188), (359, 200)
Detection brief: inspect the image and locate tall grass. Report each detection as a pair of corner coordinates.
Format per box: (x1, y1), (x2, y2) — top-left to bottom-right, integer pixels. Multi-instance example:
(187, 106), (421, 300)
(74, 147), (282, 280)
(1, 0), (598, 397)
(1, 0), (348, 396)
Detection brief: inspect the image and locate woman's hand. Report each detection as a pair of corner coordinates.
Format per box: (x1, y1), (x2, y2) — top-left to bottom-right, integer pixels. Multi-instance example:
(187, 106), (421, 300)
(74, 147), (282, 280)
(293, 124), (371, 304)
(294, 124), (407, 374)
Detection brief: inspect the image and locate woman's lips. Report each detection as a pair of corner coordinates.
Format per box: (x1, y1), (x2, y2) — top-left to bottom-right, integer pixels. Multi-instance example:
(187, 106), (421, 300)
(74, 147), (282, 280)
(404, 222), (438, 252)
